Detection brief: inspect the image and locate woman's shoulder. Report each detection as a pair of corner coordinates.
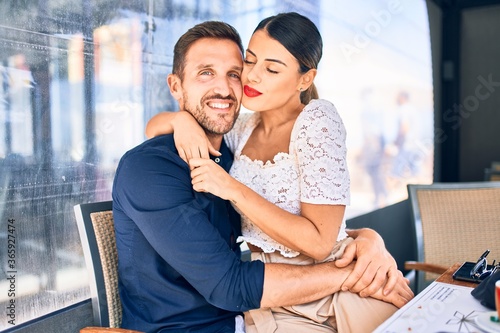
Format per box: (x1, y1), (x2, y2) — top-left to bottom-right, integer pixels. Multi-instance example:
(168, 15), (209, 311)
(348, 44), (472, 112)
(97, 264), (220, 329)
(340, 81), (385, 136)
(303, 98), (338, 114)
(298, 99), (343, 124)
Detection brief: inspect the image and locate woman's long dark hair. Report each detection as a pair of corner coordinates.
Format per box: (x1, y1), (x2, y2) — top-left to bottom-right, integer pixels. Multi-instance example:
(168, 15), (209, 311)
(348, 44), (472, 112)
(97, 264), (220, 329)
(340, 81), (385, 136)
(254, 12), (322, 104)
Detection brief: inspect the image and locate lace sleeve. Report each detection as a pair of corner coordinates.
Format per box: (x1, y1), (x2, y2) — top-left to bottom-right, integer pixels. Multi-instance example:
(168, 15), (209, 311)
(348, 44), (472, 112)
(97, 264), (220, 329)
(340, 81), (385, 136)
(292, 99), (350, 205)
(224, 112), (253, 154)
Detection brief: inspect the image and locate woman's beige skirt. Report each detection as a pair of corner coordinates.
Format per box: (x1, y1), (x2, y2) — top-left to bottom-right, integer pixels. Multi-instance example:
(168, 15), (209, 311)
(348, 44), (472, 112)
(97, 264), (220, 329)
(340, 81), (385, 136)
(245, 237), (398, 333)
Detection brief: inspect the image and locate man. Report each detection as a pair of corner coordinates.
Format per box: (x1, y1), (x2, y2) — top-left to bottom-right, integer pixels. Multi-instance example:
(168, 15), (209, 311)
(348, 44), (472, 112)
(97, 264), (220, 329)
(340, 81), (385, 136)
(113, 21), (412, 333)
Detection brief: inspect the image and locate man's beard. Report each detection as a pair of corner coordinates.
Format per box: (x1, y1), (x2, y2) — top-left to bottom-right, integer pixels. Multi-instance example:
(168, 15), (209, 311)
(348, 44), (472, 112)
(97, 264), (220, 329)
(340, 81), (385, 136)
(182, 92), (240, 135)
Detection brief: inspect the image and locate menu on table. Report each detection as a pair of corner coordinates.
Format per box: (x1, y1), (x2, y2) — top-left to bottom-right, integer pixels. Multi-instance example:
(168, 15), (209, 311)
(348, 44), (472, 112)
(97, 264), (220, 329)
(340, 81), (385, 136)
(373, 281), (492, 333)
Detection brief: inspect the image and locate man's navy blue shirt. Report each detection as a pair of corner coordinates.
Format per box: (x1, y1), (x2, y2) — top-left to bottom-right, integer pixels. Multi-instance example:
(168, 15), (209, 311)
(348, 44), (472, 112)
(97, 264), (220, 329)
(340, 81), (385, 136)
(112, 134), (264, 333)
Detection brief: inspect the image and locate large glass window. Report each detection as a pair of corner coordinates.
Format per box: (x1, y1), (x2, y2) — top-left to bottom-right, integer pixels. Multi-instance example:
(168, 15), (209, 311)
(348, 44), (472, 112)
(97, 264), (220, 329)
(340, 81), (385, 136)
(316, 1), (434, 216)
(0, 0), (432, 329)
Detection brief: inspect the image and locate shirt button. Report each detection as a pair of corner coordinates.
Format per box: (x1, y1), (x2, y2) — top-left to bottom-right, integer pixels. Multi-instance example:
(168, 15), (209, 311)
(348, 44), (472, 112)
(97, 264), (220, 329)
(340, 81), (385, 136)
(215, 157), (221, 163)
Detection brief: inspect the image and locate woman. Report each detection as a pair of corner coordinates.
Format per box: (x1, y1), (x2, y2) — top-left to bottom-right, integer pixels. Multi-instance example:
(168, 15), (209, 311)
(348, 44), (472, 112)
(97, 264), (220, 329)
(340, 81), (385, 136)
(147, 12), (408, 332)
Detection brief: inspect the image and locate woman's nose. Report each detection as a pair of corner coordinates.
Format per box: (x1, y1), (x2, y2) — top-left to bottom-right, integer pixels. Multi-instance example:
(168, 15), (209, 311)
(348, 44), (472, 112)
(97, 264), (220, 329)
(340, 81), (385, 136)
(245, 66), (261, 84)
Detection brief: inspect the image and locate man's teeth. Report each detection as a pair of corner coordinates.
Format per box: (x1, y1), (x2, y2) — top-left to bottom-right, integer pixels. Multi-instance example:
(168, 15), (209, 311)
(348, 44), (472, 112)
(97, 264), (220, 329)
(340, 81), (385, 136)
(209, 103), (230, 109)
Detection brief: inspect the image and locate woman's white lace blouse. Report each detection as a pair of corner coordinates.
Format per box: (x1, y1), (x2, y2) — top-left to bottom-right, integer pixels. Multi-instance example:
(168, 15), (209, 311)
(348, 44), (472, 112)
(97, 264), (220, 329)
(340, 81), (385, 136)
(224, 99), (350, 258)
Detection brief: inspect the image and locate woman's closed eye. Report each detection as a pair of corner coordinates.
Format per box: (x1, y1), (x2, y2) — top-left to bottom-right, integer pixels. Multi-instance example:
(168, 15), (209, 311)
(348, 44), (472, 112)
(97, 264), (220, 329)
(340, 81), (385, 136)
(244, 60), (279, 74)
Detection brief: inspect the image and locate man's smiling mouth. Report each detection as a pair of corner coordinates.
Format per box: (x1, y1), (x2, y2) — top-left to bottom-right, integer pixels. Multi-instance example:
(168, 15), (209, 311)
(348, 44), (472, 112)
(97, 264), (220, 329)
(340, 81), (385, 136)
(208, 102), (231, 109)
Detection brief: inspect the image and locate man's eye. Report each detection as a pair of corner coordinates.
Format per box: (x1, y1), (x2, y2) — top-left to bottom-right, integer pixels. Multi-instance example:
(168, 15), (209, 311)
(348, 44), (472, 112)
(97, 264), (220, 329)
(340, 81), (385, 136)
(229, 73), (241, 79)
(200, 71), (213, 75)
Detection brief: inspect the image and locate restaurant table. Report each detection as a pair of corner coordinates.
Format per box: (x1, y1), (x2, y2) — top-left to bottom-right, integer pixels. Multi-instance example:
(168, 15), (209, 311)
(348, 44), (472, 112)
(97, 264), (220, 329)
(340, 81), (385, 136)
(373, 263), (499, 333)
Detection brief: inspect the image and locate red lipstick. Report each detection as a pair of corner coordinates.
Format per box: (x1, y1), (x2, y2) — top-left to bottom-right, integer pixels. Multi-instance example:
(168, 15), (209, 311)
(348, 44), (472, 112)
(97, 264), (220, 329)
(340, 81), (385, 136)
(244, 85), (262, 97)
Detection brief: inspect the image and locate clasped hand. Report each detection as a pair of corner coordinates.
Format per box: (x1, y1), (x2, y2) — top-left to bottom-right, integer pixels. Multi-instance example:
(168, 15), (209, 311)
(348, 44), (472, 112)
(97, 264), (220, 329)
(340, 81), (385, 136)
(336, 229), (414, 308)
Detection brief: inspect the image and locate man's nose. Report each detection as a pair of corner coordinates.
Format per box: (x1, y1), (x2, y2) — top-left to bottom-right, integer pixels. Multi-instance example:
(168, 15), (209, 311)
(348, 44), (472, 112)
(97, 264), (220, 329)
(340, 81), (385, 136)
(213, 76), (231, 96)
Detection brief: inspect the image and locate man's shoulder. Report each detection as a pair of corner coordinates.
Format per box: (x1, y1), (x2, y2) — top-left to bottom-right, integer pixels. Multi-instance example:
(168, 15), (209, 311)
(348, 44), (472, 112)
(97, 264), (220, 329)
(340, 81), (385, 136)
(116, 134), (187, 177)
(120, 135), (176, 162)
(113, 134), (190, 203)
(127, 134), (173, 153)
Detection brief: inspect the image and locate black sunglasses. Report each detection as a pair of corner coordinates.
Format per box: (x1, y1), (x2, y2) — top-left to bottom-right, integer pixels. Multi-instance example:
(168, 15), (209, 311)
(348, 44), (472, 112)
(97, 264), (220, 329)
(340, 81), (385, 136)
(470, 249), (499, 280)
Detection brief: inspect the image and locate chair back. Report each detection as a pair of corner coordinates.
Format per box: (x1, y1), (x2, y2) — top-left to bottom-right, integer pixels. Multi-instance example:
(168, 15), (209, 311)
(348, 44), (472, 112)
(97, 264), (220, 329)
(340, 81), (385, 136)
(407, 182), (500, 292)
(75, 201), (122, 328)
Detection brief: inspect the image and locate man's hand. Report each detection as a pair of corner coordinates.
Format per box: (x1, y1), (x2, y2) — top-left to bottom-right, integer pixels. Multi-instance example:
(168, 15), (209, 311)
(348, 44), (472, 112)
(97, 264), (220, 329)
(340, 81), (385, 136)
(336, 228), (399, 297)
(369, 270), (414, 308)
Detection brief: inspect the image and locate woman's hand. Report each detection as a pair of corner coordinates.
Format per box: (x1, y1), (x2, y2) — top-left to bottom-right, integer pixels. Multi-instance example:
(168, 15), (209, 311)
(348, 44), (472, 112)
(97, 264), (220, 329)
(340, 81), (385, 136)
(189, 158), (237, 200)
(145, 111), (220, 163)
(172, 112), (220, 163)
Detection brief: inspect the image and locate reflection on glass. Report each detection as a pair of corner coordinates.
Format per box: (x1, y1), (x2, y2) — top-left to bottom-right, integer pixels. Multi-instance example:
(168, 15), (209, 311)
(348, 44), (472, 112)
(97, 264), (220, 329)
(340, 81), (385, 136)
(0, 0), (433, 328)
(316, 0), (434, 216)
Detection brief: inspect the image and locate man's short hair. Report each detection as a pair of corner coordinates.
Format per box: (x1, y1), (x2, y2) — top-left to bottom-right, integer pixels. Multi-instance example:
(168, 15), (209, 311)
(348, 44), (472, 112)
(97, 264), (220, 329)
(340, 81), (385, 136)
(172, 21), (244, 81)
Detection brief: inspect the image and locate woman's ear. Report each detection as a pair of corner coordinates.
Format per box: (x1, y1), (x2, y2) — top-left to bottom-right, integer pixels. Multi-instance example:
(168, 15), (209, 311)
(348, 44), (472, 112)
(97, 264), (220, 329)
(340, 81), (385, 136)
(299, 69), (317, 91)
(167, 74), (183, 101)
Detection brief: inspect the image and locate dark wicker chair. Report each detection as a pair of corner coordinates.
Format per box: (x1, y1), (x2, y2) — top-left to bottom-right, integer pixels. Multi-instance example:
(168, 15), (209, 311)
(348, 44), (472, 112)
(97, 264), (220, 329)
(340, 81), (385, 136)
(75, 201), (143, 333)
